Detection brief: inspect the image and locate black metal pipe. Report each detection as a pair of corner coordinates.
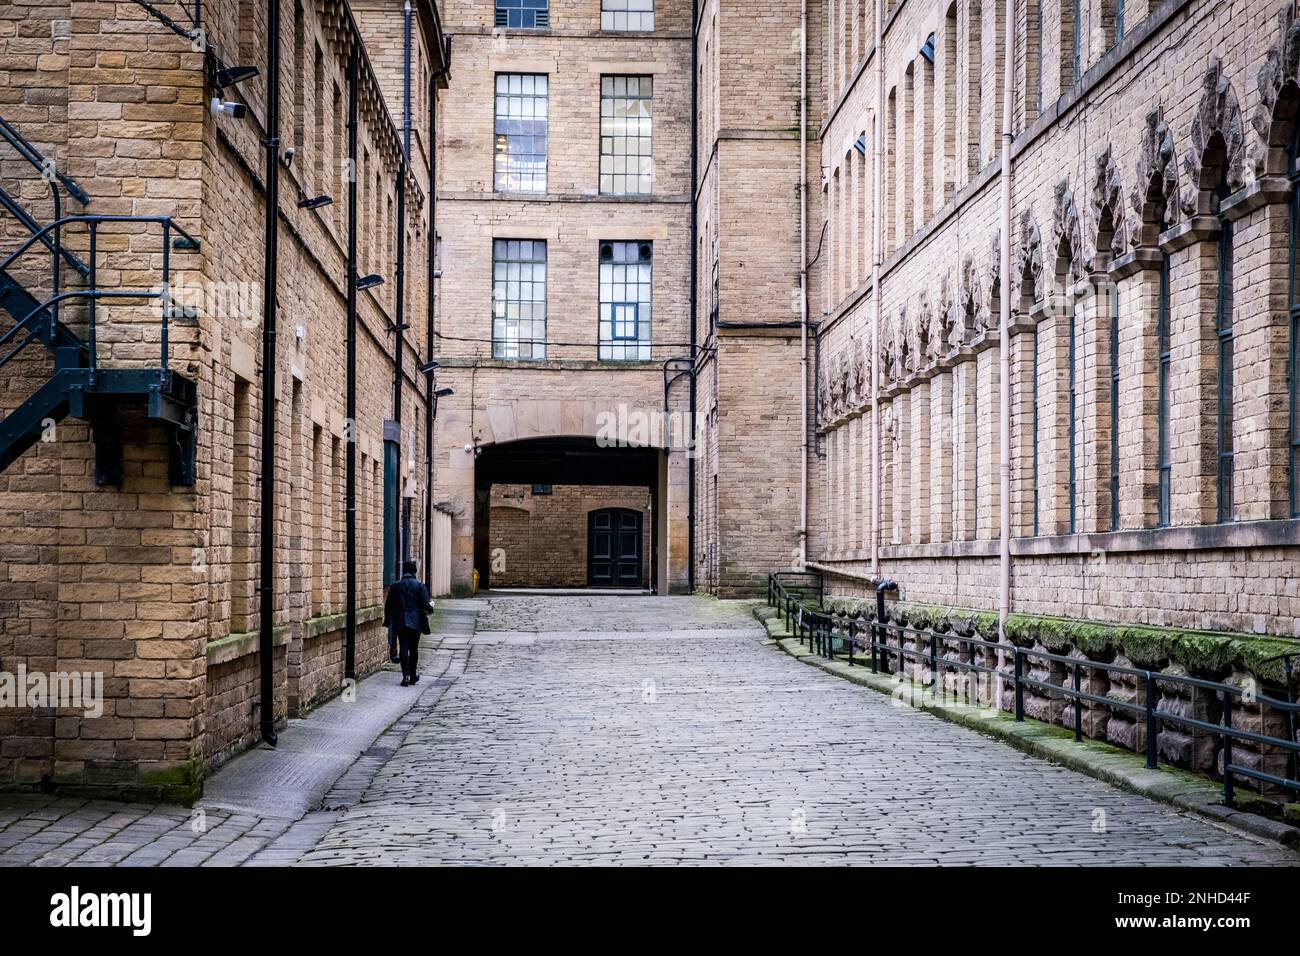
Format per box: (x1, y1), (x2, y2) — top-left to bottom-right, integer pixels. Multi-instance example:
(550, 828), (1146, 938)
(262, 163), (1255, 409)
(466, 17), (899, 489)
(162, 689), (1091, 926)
(344, 46), (359, 681)
(390, 0), (410, 574)
(257, 0), (282, 747)
(425, 56), (446, 593)
(687, 0), (698, 595)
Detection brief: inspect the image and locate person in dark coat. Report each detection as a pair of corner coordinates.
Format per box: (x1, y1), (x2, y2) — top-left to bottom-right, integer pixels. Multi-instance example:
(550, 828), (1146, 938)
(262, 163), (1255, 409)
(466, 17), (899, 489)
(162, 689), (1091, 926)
(383, 559), (434, 686)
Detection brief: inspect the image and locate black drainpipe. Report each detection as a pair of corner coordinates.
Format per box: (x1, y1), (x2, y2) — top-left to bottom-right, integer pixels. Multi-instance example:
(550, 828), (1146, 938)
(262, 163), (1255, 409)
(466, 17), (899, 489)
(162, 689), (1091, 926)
(687, 0), (698, 595)
(344, 45), (359, 681)
(257, 0), (282, 747)
(392, 0), (411, 564)
(425, 53), (446, 592)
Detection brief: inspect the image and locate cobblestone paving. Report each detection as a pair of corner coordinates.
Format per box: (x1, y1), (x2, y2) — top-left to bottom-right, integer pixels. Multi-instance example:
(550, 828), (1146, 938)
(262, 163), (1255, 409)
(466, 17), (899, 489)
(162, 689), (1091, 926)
(1, 595), (1296, 866)
(299, 595), (1299, 866)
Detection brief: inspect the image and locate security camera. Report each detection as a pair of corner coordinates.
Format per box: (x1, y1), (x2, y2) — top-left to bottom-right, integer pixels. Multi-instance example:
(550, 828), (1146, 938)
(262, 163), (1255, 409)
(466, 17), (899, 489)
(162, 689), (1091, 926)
(210, 97), (246, 119)
(283, 147), (295, 166)
(463, 443), (474, 454)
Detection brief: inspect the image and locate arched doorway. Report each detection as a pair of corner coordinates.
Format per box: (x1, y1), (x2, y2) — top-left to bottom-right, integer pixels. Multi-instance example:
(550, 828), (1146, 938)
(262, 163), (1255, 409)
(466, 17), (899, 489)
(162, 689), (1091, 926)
(587, 507), (644, 587)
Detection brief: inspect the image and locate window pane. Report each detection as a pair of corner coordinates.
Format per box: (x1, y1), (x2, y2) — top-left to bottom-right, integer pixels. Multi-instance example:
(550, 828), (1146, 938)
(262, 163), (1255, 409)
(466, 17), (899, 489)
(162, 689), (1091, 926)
(599, 75), (652, 195)
(494, 73), (548, 193)
(598, 241), (652, 361)
(601, 0), (653, 30)
(492, 239), (547, 359)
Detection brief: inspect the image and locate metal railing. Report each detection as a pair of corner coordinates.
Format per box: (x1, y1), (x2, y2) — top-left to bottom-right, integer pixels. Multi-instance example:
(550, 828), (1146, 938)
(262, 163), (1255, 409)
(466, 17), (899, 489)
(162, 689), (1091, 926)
(766, 576), (1300, 809)
(0, 214), (199, 382)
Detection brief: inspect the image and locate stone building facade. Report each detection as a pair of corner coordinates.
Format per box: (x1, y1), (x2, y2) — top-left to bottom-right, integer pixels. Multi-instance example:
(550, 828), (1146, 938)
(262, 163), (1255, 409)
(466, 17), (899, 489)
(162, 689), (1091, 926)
(431, 0), (693, 594)
(810, 0), (1300, 644)
(0, 0), (447, 798)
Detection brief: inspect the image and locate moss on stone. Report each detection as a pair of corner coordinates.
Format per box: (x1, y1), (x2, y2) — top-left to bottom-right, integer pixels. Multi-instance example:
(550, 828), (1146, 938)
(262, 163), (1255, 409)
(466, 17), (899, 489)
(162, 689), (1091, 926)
(889, 600), (1299, 685)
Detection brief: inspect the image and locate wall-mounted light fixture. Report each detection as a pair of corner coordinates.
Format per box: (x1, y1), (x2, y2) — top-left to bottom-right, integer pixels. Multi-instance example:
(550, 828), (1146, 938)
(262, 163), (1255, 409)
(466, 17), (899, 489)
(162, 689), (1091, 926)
(215, 65), (259, 89)
(298, 194), (332, 209)
(357, 273), (384, 291)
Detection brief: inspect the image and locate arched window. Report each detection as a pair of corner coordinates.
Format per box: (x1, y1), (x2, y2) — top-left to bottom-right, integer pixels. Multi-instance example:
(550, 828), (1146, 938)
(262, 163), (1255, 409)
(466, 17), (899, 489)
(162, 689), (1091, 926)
(942, 4), (958, 200)
(1031, 0), (1044, 117)
(966, 0), (982, 178)
(1290, 120), (1300, 516)
(1215, 175), (1235, 523)
(1061, 0), (1079, 91)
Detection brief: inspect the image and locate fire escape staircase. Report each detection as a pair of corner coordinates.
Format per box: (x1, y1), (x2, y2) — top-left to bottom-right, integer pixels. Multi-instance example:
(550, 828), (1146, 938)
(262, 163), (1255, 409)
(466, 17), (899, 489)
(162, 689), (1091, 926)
(0, 113), (199, 485)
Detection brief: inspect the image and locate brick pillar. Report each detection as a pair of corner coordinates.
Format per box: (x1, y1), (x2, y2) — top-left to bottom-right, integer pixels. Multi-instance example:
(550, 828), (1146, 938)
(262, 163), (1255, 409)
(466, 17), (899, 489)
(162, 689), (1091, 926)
(1115, 253), (1163, 530)
(953, 354), (977, 540)
(929, 370), (953, 542)
(1164, 223), (1220, 527)
(1008, 327), (1035, 536)
(975, 342), (1000, 539)
(1229, 189), (1291, 520)
(1083, 272), (1116, 533)
(909, 380), (931, 544)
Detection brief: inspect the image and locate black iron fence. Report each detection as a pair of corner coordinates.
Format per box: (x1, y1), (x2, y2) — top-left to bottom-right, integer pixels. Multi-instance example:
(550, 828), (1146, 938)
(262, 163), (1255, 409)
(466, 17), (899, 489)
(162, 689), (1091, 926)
(766, 572), (1300, 810)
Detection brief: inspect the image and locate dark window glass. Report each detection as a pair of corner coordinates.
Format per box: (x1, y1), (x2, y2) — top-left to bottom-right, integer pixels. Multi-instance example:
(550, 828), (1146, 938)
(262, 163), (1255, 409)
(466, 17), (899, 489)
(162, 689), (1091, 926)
(495, 0), (549, 29)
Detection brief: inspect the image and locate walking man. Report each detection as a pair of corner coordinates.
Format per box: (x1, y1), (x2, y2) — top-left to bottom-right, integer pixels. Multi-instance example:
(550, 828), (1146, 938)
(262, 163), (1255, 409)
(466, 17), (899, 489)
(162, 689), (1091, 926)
(383, 559), (434, 687)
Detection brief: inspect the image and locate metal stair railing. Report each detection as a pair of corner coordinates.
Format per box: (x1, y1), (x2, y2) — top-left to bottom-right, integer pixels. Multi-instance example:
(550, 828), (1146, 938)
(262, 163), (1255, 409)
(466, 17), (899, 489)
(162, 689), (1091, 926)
(0, 113), (91, 289)
(0, 215), (200, 386)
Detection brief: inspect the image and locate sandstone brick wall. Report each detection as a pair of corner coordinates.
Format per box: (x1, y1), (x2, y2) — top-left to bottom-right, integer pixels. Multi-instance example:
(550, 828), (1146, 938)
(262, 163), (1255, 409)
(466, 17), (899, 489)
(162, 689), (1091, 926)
(488, 483), (652, 587)
(0, 0), (446, 798)
(692, 0), (826, 597)
(811, 0), (1300, 642)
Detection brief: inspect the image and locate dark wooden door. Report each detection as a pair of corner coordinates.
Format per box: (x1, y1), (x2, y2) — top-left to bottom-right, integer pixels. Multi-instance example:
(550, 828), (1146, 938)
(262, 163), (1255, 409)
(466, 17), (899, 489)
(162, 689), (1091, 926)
(587, 507), (642, 587)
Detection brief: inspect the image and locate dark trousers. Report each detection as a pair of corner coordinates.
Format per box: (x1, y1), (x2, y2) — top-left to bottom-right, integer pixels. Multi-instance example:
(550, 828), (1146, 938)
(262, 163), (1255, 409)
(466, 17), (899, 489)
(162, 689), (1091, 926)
(397, 628), (421, 680)
(387, 623), (398, 661)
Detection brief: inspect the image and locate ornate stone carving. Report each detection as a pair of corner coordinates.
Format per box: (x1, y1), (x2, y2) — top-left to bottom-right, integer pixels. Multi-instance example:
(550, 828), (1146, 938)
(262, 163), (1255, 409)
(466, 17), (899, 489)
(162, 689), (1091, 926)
(1181, 58), (1246, 215)
(1050, 180), (1085, 285)
(1130, 106), (1180, 237)
(849, 338), (866, 405)
(937, 273), (958, 355)
(1091, 144), (1129, 259)
(914, 293), (932, 367)
(817, 361), (831, 421)
(895, 305), (910, 381)
(881, 308), (901, 384)
(830, 348), (849, 416)
(1016, 212), (1045, 305)
(960, 254), (985, 340)
(1253, 4), (1300, 176)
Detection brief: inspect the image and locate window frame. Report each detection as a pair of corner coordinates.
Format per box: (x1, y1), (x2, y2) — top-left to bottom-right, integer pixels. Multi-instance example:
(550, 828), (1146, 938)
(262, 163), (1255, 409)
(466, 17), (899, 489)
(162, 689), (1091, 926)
(598, 240), (653, 361)
(493, 72), (549, 194)
(491, 238), (548, 361)
(599, 74), (654, 197)
(600, 0), (654, 32)
(494, 0), (550, 30)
